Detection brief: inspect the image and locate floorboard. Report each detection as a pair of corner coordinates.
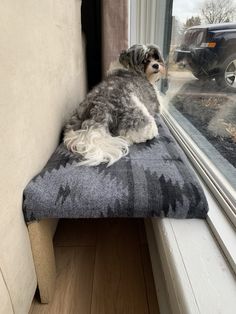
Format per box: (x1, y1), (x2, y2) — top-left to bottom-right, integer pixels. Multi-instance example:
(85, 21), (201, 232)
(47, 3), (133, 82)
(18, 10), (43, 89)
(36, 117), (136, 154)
(91, 220), (149, 314)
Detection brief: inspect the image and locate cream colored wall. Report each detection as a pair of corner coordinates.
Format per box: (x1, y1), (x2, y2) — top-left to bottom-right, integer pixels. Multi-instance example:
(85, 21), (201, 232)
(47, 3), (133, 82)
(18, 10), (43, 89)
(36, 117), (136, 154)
(0, 272), (13, 314)
(0, 0), (86, 313)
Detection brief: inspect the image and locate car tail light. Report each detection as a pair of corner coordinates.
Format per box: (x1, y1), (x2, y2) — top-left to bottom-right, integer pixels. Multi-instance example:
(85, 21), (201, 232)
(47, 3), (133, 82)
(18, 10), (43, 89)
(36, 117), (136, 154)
(200, 42), (217, 48)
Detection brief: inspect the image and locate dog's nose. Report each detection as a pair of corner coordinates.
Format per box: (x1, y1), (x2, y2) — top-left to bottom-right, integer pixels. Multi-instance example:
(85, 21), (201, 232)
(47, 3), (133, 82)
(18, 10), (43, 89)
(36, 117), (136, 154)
(152, 63), (159, 70)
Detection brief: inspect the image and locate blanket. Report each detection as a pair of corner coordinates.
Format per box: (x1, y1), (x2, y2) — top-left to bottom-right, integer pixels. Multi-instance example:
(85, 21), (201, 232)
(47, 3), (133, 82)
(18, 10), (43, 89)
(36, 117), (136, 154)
(23, 115), (208, 221)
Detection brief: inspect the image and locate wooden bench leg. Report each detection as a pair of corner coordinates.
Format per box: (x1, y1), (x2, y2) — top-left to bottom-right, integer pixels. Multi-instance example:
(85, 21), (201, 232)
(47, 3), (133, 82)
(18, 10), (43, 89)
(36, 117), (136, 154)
(28, 219), (58, 303)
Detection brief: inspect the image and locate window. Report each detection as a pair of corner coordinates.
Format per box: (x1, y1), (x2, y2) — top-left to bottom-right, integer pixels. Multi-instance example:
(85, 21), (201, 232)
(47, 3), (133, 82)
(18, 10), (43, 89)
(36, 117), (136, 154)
(129, 0), (236, 273)
(167, 0), (236, 225)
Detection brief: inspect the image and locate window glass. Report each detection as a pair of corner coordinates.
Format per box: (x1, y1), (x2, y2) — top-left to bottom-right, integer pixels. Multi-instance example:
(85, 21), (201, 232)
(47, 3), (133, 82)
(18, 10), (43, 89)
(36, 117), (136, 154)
(167, 0), (236, 207)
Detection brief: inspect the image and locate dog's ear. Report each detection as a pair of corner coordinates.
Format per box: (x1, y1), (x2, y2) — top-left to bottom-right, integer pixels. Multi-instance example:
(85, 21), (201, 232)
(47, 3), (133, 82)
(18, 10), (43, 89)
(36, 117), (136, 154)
(119, 50), (130, 68)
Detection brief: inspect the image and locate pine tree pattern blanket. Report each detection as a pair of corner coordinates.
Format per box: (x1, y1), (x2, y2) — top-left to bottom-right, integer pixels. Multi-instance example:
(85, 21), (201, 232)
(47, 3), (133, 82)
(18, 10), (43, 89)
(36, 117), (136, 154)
(23, 115), (208, 222)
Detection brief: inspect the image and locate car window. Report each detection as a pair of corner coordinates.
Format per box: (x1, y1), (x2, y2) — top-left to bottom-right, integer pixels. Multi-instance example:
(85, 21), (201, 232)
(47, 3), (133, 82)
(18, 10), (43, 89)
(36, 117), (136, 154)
(183, 29), (204, 47)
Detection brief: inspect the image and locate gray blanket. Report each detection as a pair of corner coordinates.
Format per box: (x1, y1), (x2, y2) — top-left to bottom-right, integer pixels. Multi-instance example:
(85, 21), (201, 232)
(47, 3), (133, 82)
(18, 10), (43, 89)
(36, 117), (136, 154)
(23, 115), (208, 221)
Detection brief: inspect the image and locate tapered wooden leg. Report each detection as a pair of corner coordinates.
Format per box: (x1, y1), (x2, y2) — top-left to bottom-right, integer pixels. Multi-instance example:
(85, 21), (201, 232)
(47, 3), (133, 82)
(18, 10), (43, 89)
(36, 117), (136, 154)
(28, 219), (58, 303)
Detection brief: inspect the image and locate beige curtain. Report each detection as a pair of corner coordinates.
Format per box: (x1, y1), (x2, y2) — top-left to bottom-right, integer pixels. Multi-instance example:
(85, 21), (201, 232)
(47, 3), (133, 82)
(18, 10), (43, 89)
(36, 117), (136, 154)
(102, 0), (129, 75)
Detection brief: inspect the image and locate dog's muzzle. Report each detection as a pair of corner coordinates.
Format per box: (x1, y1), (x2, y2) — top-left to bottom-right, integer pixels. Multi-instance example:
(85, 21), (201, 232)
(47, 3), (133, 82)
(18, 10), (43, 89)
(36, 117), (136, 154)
(152, 63), (160, 74)
(152, 63), (159, 70)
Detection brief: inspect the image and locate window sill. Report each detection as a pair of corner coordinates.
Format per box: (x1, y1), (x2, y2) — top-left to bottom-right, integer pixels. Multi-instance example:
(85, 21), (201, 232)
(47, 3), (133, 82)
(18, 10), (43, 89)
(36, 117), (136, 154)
(144, 108), (236, 313)
(159, 106), (236, 273)
(145, 180), (236, 314)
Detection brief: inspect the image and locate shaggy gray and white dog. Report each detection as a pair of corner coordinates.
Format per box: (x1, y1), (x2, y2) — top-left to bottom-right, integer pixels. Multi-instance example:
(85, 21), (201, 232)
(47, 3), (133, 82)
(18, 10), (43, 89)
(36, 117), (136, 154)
(63, 44), (165, 166)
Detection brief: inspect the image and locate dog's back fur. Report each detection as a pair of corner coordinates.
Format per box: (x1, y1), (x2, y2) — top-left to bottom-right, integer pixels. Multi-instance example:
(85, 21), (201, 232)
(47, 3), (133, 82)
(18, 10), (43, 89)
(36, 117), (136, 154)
(64, 44), (163, 166)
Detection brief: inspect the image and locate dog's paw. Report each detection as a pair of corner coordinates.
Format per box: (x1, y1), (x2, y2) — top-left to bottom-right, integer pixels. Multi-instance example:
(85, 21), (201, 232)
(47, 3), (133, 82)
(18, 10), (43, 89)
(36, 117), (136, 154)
(122, 118), (158, 144)
(141, 118), (158, 141)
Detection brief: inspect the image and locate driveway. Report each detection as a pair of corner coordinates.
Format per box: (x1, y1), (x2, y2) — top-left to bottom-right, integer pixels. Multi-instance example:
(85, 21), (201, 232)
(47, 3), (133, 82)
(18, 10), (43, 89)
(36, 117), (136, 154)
(167, 70), (235, 97)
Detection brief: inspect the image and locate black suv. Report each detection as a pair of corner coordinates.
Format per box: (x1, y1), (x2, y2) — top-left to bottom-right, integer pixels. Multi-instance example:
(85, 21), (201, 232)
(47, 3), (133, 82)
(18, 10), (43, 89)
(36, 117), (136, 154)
(174, 23), (236, 91)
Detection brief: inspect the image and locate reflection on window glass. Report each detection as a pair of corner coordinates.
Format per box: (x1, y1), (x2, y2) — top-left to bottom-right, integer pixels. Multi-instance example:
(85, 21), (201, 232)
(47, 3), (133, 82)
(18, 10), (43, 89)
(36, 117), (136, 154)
(168, 0), (236, 190)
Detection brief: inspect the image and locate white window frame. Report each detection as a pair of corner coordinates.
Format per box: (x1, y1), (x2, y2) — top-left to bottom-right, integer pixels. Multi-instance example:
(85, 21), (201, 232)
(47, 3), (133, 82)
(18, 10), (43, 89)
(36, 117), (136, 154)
(162, 108), (236, 272)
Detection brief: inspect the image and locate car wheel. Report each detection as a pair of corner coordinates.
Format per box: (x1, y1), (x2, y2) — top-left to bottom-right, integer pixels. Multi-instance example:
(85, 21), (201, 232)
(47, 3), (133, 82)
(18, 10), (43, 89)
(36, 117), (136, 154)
(215, 53), (236, 92)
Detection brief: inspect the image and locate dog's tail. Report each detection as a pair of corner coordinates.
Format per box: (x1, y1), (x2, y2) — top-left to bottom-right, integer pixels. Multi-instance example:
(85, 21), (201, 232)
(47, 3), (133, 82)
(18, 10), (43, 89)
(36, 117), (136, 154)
(63, 125), (129, 167)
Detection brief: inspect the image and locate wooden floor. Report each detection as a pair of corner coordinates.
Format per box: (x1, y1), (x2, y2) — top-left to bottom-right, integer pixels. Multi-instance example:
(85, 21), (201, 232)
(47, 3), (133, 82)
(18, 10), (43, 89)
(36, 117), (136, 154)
(30, 219), (159, 314)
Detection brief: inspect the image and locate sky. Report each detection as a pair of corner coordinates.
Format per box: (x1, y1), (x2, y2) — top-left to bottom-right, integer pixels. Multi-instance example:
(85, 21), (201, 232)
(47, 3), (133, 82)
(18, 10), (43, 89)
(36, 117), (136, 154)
(173, 0), (236, 23)
(173, 0), (204, 22)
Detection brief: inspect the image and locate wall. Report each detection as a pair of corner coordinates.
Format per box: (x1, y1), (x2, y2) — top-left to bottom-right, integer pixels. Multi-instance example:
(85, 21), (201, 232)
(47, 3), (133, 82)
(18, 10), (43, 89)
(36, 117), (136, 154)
(0, 0), (86, 312)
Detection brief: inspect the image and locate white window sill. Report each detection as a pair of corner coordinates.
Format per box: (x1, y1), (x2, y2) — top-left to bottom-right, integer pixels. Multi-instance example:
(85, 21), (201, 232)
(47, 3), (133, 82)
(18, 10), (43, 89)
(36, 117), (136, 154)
(143, 97), (236, 314)
(145, 180), (236, 314)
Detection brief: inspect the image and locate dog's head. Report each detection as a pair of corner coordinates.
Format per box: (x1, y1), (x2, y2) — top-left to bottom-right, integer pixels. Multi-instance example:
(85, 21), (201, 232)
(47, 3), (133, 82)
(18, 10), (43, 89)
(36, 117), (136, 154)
(119, 44), (165, 84)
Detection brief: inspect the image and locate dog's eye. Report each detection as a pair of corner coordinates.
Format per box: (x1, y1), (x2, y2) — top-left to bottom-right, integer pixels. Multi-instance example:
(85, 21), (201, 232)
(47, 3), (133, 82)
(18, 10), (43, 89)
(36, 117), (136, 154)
(154, 53), (161, 61)
(142, 59), (150, 65)
(154, 53), (160, 61)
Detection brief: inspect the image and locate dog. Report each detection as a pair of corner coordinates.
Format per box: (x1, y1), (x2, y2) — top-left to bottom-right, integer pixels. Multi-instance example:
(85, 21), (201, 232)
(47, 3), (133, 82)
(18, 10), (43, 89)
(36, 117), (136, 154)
(63, 44), (165, 166)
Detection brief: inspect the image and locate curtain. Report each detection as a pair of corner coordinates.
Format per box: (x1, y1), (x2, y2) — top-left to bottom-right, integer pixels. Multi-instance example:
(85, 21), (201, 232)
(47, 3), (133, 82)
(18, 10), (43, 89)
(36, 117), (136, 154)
(101, 0), (129, 75)
(82, 0), (102, 90)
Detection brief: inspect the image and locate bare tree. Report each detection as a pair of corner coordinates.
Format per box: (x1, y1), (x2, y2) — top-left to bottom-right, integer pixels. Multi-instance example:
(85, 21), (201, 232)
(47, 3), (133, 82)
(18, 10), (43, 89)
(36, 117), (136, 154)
(200, 0), (236, 24)
(171, 16), (184, 47)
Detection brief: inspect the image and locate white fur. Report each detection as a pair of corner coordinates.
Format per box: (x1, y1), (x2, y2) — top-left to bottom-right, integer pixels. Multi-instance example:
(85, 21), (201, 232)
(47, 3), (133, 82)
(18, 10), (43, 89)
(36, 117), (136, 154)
(121, 118), (158, 144)
(131, 94), (152, 118)
(142, 45), (148, 53)
(64, 127), (129, 167)
(119, 94), (158, 144)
